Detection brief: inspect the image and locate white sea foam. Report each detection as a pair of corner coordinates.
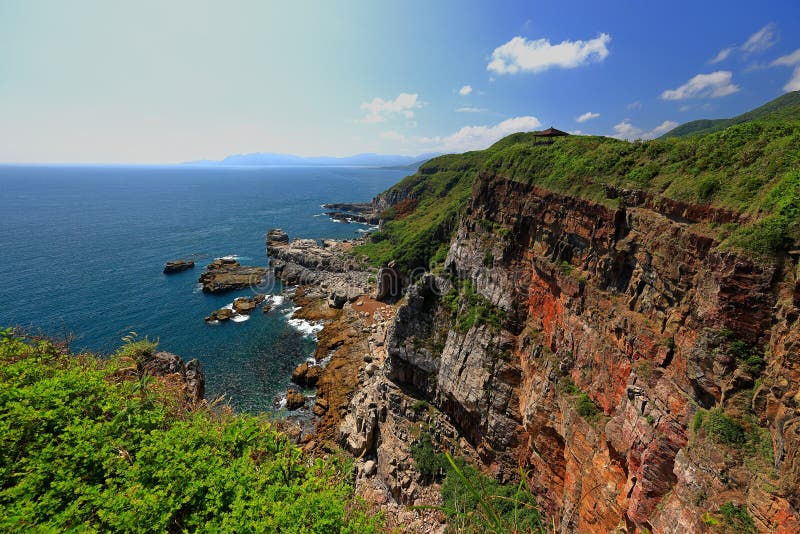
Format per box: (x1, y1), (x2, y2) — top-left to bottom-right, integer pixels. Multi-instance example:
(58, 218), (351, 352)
(266, 295), (285, 307)
(287, 318), (324, 338)
(230, 314), (250, 323)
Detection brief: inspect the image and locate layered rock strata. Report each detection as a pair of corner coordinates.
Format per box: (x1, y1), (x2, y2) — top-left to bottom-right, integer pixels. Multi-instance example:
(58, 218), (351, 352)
(334, 173), (800, 532)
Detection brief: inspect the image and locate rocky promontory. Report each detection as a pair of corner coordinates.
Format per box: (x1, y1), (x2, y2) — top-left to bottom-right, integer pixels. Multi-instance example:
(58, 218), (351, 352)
(198, 258), (266, 293)
(321, 202), (382, 224)
(267, 230), (371, 308)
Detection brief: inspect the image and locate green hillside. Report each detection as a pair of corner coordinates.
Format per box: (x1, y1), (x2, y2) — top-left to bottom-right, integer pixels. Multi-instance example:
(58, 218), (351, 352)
(357, 98), (800, 269)
(660, 91), (800, 138)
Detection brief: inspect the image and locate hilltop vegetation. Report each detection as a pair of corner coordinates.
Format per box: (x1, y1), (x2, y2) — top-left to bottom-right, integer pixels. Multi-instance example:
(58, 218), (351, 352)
(0, 330), (378, 533)
(660, 90), (800, 138)
(356, 93), (800, 268)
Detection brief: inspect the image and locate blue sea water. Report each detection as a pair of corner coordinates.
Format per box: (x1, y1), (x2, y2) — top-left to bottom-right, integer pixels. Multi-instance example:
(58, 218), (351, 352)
(0, 164), (407, 412)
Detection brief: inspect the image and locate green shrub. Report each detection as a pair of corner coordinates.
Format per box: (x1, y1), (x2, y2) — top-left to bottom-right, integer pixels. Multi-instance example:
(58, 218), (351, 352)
(439, 453), (546, 534)
(447, 280), (506, 333)
(703, 409), (747, 445)
(0, 332), (379, 533)
(411, 433), (446, 479)
(719, 502), (756, 534)
(411, 399), (430, 412)
(575, 393), (601, 419)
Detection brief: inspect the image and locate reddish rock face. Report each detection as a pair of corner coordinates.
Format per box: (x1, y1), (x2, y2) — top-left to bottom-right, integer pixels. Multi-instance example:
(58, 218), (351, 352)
(382, 172), (799, 532)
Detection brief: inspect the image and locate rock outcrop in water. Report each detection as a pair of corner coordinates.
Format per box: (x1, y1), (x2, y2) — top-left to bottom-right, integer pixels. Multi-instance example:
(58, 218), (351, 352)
(198, 258), (266, 293)
(163, 259), (194, 273)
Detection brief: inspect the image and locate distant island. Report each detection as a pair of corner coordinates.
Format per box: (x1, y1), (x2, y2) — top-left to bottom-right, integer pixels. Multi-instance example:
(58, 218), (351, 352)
(185, 152), (439, 168)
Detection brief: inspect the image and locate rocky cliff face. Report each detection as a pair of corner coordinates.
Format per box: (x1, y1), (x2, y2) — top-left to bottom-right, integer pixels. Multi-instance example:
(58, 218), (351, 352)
(342, 172), (800, 532)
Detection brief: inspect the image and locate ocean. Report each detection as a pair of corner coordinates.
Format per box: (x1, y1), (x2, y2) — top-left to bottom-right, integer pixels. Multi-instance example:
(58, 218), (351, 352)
(0, 164), (407, 412)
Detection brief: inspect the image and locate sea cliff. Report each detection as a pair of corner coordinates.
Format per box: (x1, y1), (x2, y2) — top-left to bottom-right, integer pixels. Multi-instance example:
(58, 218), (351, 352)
(277, 94), (800, 533)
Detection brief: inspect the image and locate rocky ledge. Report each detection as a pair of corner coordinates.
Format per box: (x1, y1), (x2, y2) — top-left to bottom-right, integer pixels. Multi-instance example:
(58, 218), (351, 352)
(198, 258), (266, 293)
(321, 202), (382, 225)
(163, 259), (194, 273)
(266, 229), (371, 308)
(116, 349), (205, 404)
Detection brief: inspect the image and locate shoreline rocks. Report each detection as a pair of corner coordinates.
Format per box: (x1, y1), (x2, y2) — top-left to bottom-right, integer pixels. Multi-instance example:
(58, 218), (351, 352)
(205, 294), (267, 323)
(198, 258), (266, 293)
(291, 361), (323, 387)
(286, 388), (306, 410)
(163, 259), (195, 273)
(138, 350), (205, 403)
(266, 229), (373, 307)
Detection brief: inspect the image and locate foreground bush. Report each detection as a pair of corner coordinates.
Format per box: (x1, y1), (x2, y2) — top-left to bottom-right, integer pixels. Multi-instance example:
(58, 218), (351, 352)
(0, 329), (378, 533)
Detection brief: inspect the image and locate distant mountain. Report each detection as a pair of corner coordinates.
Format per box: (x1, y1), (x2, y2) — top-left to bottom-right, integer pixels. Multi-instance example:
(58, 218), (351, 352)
(660, 90), (800, 138)
(186, 152), (440, 168)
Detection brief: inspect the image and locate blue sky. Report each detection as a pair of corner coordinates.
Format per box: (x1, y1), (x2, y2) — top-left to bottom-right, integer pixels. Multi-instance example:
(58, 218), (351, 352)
(1, 0), (799, 163)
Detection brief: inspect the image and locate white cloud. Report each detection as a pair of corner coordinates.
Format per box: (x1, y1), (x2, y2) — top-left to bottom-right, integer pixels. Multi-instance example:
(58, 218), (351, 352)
(432, 116), (542, 151)
(357, 93), (421, 123)
(458, 85), (473, 96)
(612, 119), (678, 141)
(381, 116), (541, 153)
(456, 107), (487, 113)
(741, 23), (777, 54)
(576, 111), (600, 123)
(785, 66), (800, 92)
(487, 33), (611, 74)
(709, 46), (734, 64)
(627, 100), (642, 111)
(660, 71), (739, 100)
(771, 49), (800, 67)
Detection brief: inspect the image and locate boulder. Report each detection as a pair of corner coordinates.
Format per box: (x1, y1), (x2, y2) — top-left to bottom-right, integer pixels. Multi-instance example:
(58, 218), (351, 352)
(291, 362), (323, 387)
(233, 294), (265, 314)
(327, 282), (362, 309)
(313, 397), (329, 416)
(286, 388), (306, 410)
(163, 259), (194, 274)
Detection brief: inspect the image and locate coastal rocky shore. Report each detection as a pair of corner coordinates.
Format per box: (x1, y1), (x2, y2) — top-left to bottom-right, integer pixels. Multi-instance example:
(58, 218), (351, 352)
(266, 229), (446, 532)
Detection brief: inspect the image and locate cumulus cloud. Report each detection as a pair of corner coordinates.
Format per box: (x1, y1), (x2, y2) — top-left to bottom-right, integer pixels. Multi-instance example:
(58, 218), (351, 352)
(458, 85), (473, 96)
(709, 46), (734, 64)
(741, 23), (778, 54)
(456, 107), (487, 113)
(576, 111), (600, 123)
(660, 71), (739, 100)
(785, 67), (800, 92)
(487, 33), (611, 74)
(357, 93), (421, 123)
(381, 116), (541, 153)
(612, 120), (678, 140)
